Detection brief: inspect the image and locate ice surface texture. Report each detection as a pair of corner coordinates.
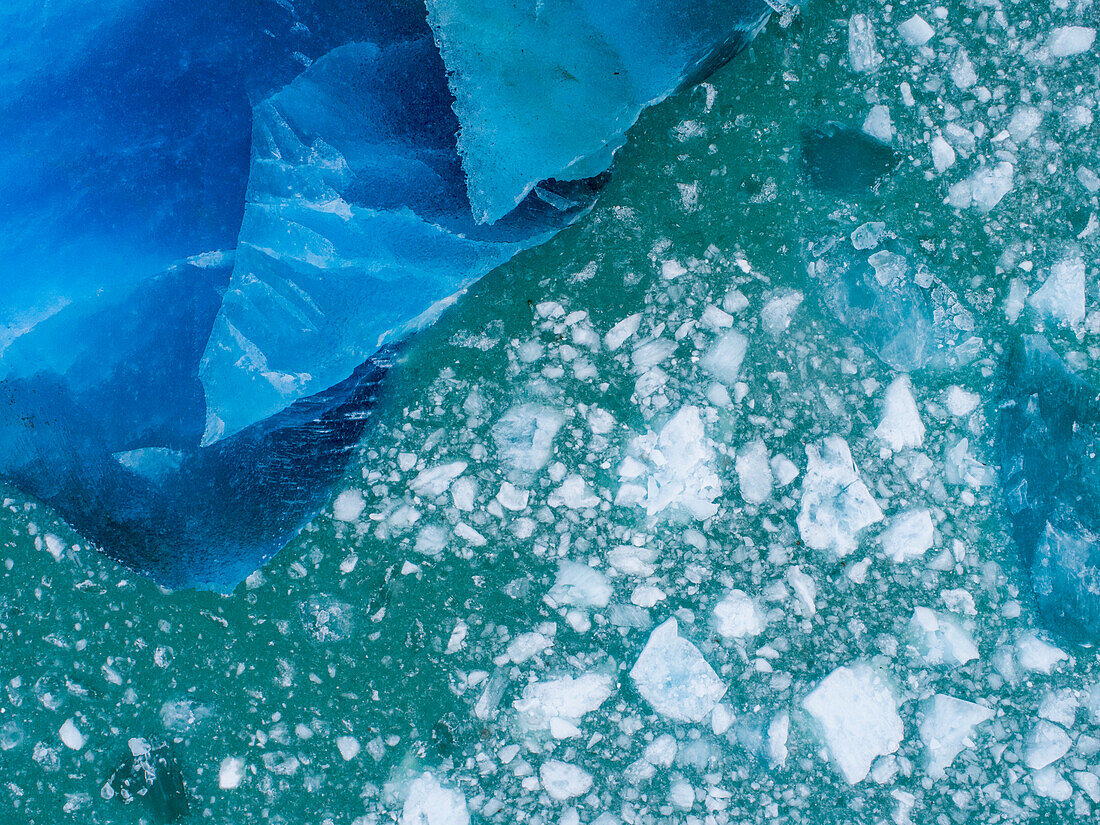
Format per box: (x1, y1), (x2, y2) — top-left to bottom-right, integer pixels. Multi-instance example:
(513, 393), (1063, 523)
(1000, 335), (1100, 641)
(0, 0), (773, 588)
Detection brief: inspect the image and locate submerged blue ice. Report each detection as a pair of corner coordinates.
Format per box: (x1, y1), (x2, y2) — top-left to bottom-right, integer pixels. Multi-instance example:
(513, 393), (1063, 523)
(0, 0), (774, 588)
(1001, 335), (1100, 642)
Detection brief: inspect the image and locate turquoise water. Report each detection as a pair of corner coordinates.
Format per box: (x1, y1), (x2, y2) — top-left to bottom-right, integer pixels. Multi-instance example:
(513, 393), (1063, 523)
(4, 0), (1100, 822)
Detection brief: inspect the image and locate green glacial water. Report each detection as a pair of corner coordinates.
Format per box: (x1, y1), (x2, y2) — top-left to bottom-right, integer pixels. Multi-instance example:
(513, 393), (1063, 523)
(4, 0), (1100, 822)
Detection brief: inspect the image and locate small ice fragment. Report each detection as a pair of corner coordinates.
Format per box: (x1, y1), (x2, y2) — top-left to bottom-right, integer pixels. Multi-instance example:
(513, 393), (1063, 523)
(943, 386), (980, 417)
(760, 290), (803, 336)
(632, 406), (722, 520)
(880, 509), (934, 562)
(539, 760), (593, 800)
(495, 482), (529, 512)
(930, 135), (956, 173)
(701, 330), (749, 385)
(547, 560), (611, 609)
(787, 565), (818, 616)
(950, 50), (977, 89)
(920, 695), (993, 778)
(712, 590), (766, 639)
(630, 618), (727, 722)
(770, 453), (799, 487)
(410, 462), (467, 497)
(513, 673), (614, 728)
(802, 664), (903, 784)
(59, 719), (85, 750)
(1008, 107), (1042, 142)
(768, 712), (790, 766)
(948, 162), (1014, 212)
(333, 490), (365, 522)
(219, 756), (245, 789)
(848, 14), (883, 73)
(336, 736), (360, 761)
(493, 405), (563, 476)
(401, 772), (470, 825)
(851, 221), (887, 250)
(1015, 632), (1068, 674)
(798, 436), (883, 557)
(897, 15), (934, 46)
(506, 631), (554, 664)
(736, 439), (773, 504)
(1047, 26), (1096, 58)
(1025, 721), (1072, 770)
(862, 105), (893, 143)
(1029, 257), (1086, 328)
(911, 607), (979, 666)
(876, 376), (925, 451)
(605, 314), (641, 351)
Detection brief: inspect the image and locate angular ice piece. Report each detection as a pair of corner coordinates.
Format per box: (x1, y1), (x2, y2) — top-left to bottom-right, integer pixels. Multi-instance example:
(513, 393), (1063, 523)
(802, 664), (903, 784)
(1028, 257), (1086, 328)
(1015, 632), (1069, 674)
(514, 673), (615, 729)
(713, 590), (766, 639)
(539, 761), (593, 801)
(861, 105), (893, 143)
(880, 509), (935, 563)
(59, 719), (85, 751)
(897, 15), (935, 47)
(630, 406), (723, 520)
(806, 229), (978, 372)
(736, 439), (773, 504)
(847, 14), (883, 73)
(1000, 335), (1100, 640)
(547, 561), (613, 609)
(493, 406), (564, 477)
(401, 772), (470, 825)
(702, 330), (749, 385)
(425, 0), (774, 224)
(1025, 721), (1072, 770)
(1047, 26), (1096, 58)
(798, 436), (883, 557)
(910, 607), (979, 667)
(875, 376), (925, 451)
(920, 695), (993, 779)
(630, 618), (727, 722)
(947, 162), (1014, 212)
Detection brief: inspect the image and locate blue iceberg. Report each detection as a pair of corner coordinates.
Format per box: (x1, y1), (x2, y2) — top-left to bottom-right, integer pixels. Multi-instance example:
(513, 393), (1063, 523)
(1000, 335), (1100, 641)
(0, 0), (775, 589)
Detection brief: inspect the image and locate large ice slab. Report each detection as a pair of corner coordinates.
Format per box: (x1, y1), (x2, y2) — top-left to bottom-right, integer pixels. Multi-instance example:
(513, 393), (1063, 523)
(630, 618), (727, 722)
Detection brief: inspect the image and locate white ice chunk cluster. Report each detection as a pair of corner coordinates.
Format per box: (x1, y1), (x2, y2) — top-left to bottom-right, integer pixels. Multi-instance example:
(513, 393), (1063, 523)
(513, 672), (614, 729)
(802, 664), (903, 784)
(798, 436), (883, 557)
(712, 589), (766, 639)
(401, 772), (470, 825)
(910, 607), (979, 667)
(875, 376), (925, 451)
(947, 162), (1014, 212)
(879, 508), (935, 563)
(630, 618), (727, 722)
(1029, 257), (1086, 328)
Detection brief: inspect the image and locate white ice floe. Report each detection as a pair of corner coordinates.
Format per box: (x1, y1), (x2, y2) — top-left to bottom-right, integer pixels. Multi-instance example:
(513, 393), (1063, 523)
(947, 162), (1014, 212)
(219, 756), (245, 789)
(336, 736), (360, 761)
(876, 376), (925, 451)
(862, 105), (893, 143)
(920, 695), (993, 779)
(848, 14), (882, 73)
(930, 135), (956, 174)
(548, 474), (600, 509)
(539, 760), (593, 800)
(911, 607), (979, 667)
(736, 439), (773, 504)
(546, 560), (612, 609)
(802, 664), (903, 784)
(1015, 632), (1069, 674)
(605, 314), (641, 351)
(880, 509), (935, 563)
(333, 489), (366, 522)
(897, 14), (934, 46)
(410, 462), (467, 498)
(712, 590), (766, 639)
(1008, 106), (1042, 143)
(59, 719), (85, 750)
(1047, 26), (1095, 58)
(701, 330), (749, 385)
(943, 386), (980, 417)
(630, 618), (727, 722)
(492, 405), (563, 476)
(514, 673), (614, 729)
(622, 406), (722, 520)
(760, 290), (803, 336)
(1025, 721), (1072, 770)
(798, 436), (883, 557)
(1029, 257), (1086, 328)
(401, 772), (470, 825)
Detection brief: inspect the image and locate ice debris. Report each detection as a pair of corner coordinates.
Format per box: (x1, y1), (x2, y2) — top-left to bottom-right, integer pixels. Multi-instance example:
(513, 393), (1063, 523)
(630, 618), (727, 722)
(798, 436), (883, 557)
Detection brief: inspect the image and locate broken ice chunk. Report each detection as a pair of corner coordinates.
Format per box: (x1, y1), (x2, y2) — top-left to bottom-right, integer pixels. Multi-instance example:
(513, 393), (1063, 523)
(401, 772), (470, 825)
(493, 405), (563, 477)
(879, 509), (935, 563)
(910, 607), (979, 667)
(897, 15), (934, 47)
(1028, 257), (1086, 328)
(1025, 721), (1072, 770)
(59, 719), (85, 751)
(701, 330), (748, 385)
(539, 760), (592, 801)
(626, 406), (722, 520)
(798, 436), (883, 557)
(1015, 632), (1069, 674)
(875, 376), (925, 451)
(1047, 26), (1096, 58)
(920, 695), (993, 779)
(735, 439), (773, 504)
(760, 290), (803, 336)
(848, 14), (883, 73)
(802, 664), (903, 784)
(630, 618), (727, 722)
(410, 462), (467, 498)
(947, 162), (1014, 212)
(712, 590), (766, 639)
(513, 673), (614, 729)
(861, 105), (893, 143)
(546, 561), (612, 609)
